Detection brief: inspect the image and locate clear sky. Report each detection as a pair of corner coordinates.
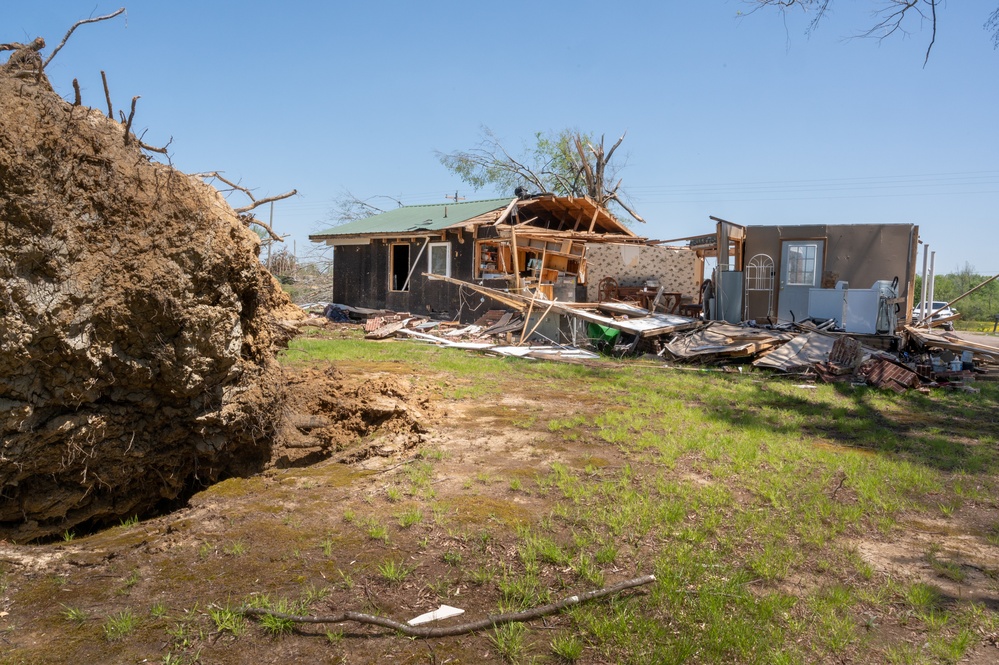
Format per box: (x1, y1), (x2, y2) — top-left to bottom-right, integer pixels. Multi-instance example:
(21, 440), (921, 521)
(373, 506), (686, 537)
(5, 2), (997, 276)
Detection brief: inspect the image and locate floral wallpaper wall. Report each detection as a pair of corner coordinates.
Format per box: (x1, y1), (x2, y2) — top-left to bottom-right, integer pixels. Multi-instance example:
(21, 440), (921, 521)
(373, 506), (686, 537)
(584, 244), (699, 302)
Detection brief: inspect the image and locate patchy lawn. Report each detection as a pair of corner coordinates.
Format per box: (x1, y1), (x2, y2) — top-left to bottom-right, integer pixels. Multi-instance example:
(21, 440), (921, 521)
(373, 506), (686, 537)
(2, 326), (998, 664)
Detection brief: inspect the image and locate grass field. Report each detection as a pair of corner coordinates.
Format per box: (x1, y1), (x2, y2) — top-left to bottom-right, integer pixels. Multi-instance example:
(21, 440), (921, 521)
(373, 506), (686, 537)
(2, 327), (998, 664)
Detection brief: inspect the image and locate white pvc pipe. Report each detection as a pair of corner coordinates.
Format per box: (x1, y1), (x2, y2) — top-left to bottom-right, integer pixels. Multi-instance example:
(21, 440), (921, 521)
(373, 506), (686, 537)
(927, 251), (936, 328)
(919, 243), (929, 324)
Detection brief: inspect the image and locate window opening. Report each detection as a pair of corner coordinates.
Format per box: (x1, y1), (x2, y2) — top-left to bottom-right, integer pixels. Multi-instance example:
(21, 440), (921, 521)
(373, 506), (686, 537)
(786, 244), (817, 286)
(427, 242), (451, 277)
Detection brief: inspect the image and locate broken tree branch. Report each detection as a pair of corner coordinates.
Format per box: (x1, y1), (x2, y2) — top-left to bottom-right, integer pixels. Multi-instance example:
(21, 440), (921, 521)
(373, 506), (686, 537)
(101, 70), (113, 119)
(233, 190), (297, 214)
(195, 171), (248, 195)
(72, 78), (81, 106)
(0, 38), (45, 53)
(242, 215), (283, 242)
(241, 574), (655, 638)
(139, 136), (172, 155)
(606, 192), (646, 224)
(123, 96), (139, 145)
(44, 8), (126, 69)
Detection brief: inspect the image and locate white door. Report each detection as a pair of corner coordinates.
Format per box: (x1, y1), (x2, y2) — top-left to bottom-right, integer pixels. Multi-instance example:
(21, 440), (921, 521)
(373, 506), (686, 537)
(777, 240), (824, 323)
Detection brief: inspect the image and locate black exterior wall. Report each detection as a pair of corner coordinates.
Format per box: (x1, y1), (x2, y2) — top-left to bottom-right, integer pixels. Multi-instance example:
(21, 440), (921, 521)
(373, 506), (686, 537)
(330, 229), (497, 322)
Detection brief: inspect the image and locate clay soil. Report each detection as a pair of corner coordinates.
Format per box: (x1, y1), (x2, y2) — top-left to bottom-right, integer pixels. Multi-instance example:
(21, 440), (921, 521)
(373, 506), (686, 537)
(2, 326), (999, 664)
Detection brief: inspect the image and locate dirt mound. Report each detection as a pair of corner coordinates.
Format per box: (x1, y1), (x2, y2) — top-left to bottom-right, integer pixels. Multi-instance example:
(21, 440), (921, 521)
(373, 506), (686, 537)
(274, 365), (438, 468)
(0, 62), (303, 541)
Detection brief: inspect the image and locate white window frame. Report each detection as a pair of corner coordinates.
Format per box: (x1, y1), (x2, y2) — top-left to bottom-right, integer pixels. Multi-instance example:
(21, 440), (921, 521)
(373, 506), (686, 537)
(427, 242), (451, 278)
(786, 243), (818, 287)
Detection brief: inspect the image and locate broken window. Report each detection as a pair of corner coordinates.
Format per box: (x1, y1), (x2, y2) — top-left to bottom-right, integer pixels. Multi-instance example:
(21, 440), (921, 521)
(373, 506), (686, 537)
(390, 243), (410, 291)
(427, 242), (451, 277)
(786, 243), (817, 286)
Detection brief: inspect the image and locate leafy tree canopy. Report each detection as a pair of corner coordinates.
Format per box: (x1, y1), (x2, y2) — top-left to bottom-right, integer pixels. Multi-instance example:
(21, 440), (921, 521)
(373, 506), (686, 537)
(437, 126), (645, 223)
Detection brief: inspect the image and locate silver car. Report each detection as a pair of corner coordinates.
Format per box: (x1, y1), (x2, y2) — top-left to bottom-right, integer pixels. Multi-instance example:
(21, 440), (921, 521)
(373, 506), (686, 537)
(912, 301), (959, 329)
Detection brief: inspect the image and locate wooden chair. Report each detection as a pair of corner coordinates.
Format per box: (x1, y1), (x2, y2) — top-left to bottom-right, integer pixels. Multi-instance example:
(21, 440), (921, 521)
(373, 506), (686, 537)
(597, 277), (618, 302)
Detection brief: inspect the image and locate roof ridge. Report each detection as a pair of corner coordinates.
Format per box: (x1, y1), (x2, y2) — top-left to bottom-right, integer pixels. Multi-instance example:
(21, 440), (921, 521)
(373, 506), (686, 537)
(397, 197), (510, 209)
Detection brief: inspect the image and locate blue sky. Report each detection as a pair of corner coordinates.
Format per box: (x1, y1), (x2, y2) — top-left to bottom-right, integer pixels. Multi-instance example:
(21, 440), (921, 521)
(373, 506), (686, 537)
(5, 2), (998, 275)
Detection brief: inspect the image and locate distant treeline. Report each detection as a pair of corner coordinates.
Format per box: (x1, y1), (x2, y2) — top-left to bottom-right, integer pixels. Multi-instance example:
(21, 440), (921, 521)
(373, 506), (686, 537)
(915, 264), (999, 322)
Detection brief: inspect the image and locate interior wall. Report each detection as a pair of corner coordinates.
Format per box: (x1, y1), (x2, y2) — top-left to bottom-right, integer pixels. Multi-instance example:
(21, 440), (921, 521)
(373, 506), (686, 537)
(584, 244), (699, 302)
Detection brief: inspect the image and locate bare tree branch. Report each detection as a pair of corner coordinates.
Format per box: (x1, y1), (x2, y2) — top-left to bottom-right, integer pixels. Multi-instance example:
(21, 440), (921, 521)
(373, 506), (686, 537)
(195, 171), (249, 196)
(746, 0), (999, 62)
(326, 189), (407, 225)
(43, 7), (125, 69)
(234, 190), (298, 214)
(988, 8), (999, 48)
(241, 574), (656, 638)
(241, 214), (283, 242)
(139, 136), (172, 154)
(606, 192), (646, 224)
(101, 70), (113, 119)
(123, 96), (139, 145)
(1, 38), (44, 82)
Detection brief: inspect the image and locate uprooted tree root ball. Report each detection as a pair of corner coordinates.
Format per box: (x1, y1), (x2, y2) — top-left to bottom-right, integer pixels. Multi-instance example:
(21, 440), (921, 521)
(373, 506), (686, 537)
(0, 59), (304, 541)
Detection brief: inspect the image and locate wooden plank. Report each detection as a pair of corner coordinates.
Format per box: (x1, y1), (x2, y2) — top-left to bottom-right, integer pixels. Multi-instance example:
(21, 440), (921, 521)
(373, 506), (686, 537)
(365, 318), (412, 339)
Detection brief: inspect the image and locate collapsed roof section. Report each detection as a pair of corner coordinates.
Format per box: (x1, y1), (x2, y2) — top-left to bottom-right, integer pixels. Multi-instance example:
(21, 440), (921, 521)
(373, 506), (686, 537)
(309, 194), (640, 244)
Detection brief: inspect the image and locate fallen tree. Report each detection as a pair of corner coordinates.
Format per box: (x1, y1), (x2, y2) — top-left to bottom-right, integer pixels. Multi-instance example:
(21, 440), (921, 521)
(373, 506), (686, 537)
(0, 23), (302, 541)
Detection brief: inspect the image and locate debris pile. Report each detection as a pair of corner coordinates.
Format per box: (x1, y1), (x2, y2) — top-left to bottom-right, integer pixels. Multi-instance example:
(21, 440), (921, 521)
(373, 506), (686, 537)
(0, 56), (302, 540)
(312, 278), (999, 392)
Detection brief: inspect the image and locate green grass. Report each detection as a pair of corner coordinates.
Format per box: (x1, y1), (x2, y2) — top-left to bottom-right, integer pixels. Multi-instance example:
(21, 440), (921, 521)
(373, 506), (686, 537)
(61, 605), (87, 622)
(28, 334), (985, 663)
(209, 602), (245, 636)
(378, 559), (415, 584)
(102, 609), (139, 641)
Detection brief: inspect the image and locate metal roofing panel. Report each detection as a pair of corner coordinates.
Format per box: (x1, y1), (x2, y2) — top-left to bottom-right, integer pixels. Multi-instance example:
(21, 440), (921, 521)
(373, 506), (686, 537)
(311, 199), (510, 238)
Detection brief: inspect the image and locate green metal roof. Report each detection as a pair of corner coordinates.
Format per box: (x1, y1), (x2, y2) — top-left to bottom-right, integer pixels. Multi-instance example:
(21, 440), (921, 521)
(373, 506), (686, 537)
(310, 198), (510, 238)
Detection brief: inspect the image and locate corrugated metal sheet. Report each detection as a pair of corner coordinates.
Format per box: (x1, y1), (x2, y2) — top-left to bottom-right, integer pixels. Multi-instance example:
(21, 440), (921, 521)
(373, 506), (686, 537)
(310, 199), (510, 238)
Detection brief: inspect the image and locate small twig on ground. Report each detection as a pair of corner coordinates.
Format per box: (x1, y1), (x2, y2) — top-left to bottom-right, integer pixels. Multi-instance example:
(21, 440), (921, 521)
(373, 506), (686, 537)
(241, 574), (656, 638)
(44, 8), (125, 69)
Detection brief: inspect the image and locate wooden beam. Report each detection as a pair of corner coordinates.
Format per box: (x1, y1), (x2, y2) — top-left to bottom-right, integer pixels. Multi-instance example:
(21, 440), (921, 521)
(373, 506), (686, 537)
(510, 224), (521, 293)
(492, 198), (519, 226)
(587, 205), (601, 233)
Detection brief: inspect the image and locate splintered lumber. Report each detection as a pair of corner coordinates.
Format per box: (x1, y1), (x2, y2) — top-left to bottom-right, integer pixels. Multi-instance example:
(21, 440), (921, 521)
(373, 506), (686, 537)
(425, 273), (698, 337)
(473, 309), (509, 327)
(365, 318), (411, 339)
(664, 322), (790, 360)
(906, 326), (999, 361)
(752, 332), (838, 371)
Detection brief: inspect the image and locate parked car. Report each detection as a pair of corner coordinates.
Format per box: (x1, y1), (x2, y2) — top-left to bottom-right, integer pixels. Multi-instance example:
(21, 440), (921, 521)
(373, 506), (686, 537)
(912, 301), (959, 329)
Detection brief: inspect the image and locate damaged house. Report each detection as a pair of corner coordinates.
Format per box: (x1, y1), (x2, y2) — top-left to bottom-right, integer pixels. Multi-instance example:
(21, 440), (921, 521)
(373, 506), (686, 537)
(310, 195), (698, 323)
(672, 219), (920, 335)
